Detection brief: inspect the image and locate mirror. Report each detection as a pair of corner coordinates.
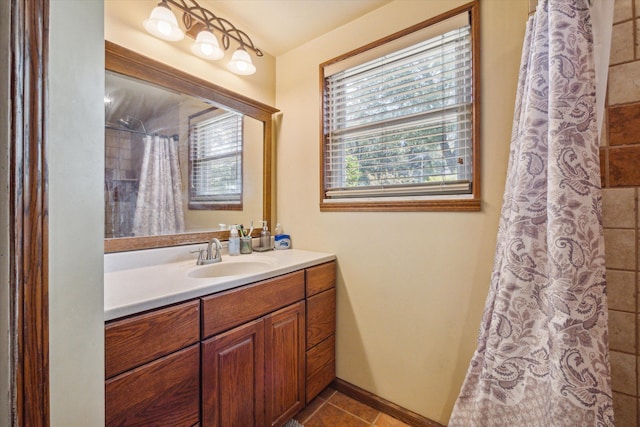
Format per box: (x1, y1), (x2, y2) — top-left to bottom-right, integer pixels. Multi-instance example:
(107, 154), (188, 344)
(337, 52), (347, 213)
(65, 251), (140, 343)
(104, 41), (278, 252)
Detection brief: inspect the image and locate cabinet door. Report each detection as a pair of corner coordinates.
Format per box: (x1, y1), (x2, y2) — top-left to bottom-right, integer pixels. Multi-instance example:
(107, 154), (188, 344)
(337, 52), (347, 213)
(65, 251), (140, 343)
(202, 319), (265, 427)
(264, 302), (306, 427)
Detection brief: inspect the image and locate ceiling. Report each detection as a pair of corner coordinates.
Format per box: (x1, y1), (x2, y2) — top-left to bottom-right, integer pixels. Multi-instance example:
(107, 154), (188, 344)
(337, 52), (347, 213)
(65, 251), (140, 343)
(205, 0), (393, 56)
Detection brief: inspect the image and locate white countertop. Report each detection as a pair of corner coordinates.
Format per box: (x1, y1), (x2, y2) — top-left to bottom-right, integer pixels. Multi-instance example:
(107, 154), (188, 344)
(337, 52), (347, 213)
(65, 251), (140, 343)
(104, 247), (336, 321)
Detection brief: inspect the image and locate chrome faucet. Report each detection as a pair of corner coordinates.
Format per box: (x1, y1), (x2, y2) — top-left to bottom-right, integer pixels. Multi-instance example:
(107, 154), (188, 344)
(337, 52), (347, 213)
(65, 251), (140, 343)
(194, 237), (223, 265)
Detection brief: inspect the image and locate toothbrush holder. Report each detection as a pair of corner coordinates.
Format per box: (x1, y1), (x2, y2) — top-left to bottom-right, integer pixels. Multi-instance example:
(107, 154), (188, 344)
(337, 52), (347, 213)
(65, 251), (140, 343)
(240, 237), (253, 254)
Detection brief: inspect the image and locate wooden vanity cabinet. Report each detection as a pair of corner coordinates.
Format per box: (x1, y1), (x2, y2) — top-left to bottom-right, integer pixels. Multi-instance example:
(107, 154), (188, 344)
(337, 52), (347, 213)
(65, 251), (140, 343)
(105, 261), (336, 427)
(201, 272), (306, 427)
(305, 261), (337, 403)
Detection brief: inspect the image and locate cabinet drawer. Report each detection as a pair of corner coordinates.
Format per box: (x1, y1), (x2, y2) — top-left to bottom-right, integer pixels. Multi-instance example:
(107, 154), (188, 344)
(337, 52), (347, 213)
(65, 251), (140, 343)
(202, 271), (305, 338)
(106, 344), (200, 427)
(306, 360), (336, 404)
(105, 300), (200, 378)
(306, 261), (336, 297)
(306, 288), (336, 349)
(306, 335), (335, 379)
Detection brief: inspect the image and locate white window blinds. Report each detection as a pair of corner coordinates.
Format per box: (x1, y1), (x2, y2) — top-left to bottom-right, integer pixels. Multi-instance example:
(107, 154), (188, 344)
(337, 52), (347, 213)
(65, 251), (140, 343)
(323, 14), (473, 200)
(189, 112), (243, 205)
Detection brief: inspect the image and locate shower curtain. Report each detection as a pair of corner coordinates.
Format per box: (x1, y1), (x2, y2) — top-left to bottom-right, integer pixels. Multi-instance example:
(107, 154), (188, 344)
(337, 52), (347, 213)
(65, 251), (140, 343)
(449, 1), (613, 425)
(133, 134), (185, 236)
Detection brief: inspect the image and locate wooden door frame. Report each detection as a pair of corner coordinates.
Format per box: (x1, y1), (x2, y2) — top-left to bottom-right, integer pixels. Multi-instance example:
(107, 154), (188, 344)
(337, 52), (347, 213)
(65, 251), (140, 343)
(9, 0), (50, 425)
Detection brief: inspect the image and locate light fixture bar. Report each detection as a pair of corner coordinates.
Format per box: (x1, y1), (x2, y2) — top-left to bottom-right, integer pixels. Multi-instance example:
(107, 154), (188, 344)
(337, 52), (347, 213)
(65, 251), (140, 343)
(163, 0), (263, 57)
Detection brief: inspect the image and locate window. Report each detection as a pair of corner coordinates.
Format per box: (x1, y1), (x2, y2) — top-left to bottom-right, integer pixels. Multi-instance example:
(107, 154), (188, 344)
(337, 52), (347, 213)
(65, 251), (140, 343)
(320, 4), (479, 211)
(189, 109), (244, 210)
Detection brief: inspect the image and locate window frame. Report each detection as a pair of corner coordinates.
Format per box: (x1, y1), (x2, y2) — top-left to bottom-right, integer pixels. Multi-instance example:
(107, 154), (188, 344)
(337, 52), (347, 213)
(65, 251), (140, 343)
(188, 107), (245, 211)
(319, 1), (480, 212)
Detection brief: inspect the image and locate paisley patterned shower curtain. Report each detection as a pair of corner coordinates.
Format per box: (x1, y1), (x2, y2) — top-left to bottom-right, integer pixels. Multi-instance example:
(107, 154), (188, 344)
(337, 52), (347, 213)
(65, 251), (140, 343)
(132, 135), (185, 236)
(449, 1), (613, 425)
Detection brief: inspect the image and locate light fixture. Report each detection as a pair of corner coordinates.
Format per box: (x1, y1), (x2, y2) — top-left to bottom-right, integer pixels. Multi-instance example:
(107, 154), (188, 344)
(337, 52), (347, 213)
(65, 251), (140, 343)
(143, 2), (184, 41)
(143, 0), (263, 75)
(227, 48), (256, 75)
(191, 29), (224, 60)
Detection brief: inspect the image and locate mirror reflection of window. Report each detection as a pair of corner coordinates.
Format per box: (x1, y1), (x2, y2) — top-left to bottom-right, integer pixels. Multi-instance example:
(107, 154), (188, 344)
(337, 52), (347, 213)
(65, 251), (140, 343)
(189, 109), (244, 210)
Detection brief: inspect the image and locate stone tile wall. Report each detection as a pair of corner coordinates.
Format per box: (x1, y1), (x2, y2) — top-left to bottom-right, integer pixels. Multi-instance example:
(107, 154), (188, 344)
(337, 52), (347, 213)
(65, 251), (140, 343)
(603, 188), (638, 425)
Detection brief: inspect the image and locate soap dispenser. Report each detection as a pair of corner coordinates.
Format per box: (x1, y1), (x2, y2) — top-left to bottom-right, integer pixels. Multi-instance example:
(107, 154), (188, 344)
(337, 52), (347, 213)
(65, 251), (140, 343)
(228, 225), (240, 256)
(257, 220), (272, 251)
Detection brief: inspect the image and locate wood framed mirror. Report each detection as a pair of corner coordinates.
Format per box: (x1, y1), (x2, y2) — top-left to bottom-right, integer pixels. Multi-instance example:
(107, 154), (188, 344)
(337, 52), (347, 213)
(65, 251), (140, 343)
(104, 41), (278, 253)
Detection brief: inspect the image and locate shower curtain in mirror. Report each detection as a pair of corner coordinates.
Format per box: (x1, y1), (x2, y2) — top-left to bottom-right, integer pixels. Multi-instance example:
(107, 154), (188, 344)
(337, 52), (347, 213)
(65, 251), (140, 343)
(449, 1), (613, 425)
(133, 135), (185, 236)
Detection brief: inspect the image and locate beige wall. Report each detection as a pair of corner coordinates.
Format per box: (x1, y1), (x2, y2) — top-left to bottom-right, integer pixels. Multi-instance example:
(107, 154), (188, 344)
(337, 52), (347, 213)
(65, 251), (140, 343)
(275, 0), (528, 423)
(49, 1), (106, 425)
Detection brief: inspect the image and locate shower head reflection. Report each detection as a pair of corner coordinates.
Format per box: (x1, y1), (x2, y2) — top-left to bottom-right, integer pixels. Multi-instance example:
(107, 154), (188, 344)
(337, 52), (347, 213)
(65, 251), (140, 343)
(118, 116), (147, 133)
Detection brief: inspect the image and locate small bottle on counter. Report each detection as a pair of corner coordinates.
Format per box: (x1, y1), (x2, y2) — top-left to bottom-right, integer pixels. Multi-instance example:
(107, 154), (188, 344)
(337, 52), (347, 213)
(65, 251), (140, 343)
(228, 225), (240, 256)
(274, 223), (283, 236)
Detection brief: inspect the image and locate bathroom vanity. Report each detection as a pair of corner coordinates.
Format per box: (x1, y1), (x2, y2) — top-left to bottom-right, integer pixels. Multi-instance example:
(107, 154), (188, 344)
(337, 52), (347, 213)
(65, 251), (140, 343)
(104, 249), (336, 427)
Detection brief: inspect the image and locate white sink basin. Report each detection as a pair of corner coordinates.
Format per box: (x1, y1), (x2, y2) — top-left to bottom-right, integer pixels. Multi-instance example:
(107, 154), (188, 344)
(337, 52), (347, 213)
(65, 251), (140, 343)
(188, 259), (273, 279)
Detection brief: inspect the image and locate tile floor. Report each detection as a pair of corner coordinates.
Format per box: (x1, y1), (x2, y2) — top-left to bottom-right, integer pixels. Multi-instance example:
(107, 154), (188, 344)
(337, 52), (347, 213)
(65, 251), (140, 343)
(293, 387), (411, 427)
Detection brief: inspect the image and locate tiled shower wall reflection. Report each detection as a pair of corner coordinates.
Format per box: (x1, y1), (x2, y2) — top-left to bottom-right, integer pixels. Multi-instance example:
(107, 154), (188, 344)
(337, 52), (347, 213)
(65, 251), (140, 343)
(105, 128), (144, 238)
(600, 0), (640, 425)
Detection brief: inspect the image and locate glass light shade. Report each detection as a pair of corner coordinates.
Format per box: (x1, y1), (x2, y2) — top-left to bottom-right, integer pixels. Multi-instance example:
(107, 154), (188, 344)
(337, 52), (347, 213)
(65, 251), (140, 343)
(143, 3), (184, 41)
(191, 30), (224, 60)
(227, 48), (256, 75)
